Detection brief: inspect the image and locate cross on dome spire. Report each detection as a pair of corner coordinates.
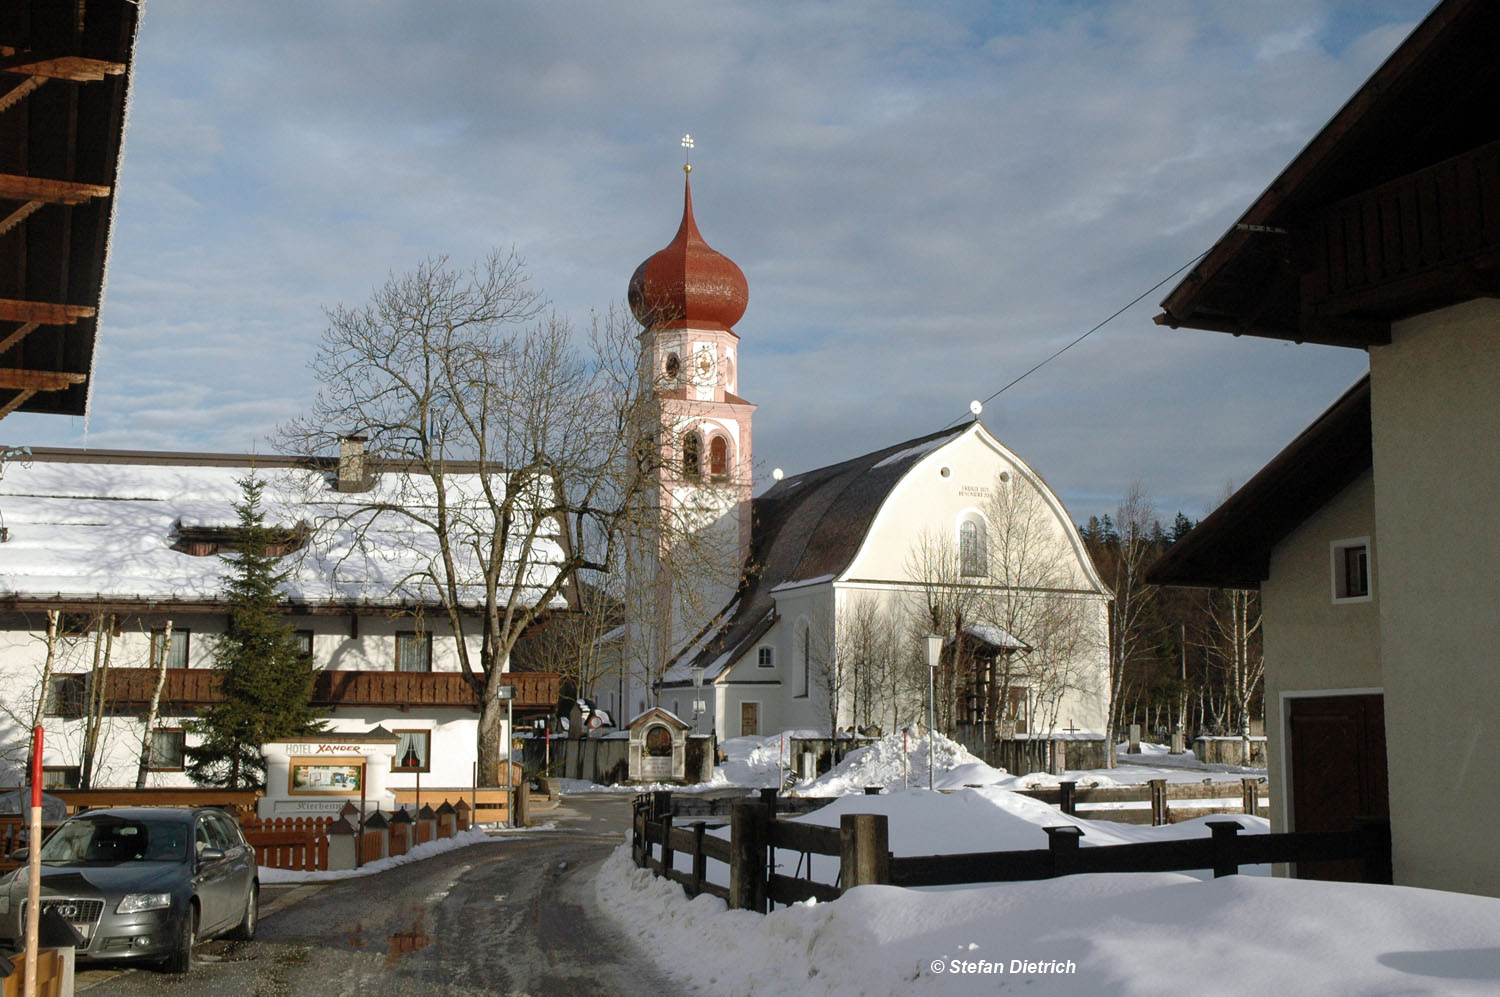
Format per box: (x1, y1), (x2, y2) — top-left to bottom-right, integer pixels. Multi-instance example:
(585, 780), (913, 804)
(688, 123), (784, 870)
(681, 132), (694, 174)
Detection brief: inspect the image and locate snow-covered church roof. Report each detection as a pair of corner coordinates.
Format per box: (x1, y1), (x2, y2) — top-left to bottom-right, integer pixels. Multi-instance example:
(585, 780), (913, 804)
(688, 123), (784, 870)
(0, 448), (572, 611)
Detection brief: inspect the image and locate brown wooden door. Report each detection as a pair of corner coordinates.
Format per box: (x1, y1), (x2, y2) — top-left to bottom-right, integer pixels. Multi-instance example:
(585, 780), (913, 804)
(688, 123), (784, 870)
(1287, 693), (1388, 881)
(740, 701), (759, 737)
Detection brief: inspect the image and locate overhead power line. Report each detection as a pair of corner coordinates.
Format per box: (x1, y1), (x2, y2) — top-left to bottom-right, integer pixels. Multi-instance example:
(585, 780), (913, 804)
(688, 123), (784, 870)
(946, 248), (1211, 428)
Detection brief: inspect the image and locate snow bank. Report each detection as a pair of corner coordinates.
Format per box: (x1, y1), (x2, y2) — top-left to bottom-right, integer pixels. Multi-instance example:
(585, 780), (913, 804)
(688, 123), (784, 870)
(796, 731), (1005, 796)
(598, 843), (1500, 995)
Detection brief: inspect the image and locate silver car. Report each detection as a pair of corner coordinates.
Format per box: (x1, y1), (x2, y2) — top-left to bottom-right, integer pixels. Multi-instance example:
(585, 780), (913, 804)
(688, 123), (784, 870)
(0, 806), (258, 973)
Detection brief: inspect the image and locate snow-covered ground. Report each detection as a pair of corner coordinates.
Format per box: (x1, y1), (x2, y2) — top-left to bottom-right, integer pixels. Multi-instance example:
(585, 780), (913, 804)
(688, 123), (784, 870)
(557, 730), (1266, 797)
(600, 762), (1497, 996)
(599, 844), (1500, 996)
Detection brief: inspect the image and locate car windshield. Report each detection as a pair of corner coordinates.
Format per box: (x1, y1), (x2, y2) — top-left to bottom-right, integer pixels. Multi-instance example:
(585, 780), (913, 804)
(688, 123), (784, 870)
(38, 816), (189, 865)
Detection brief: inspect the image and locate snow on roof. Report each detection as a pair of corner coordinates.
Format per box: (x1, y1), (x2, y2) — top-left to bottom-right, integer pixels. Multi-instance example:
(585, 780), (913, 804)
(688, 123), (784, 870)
(0, 451), (570, 609)
(769, 573), (835, 593)
(626, 706), (690, 729)
(963, 623), (1027, 651)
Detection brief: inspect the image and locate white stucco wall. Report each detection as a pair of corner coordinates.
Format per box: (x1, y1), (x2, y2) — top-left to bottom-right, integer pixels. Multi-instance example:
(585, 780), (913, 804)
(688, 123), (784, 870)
(699, 424), (1110, 741)
(0, 610), (493, 788)
(1261, 469), (1383, 836)
(1367, 297), (1500, 896)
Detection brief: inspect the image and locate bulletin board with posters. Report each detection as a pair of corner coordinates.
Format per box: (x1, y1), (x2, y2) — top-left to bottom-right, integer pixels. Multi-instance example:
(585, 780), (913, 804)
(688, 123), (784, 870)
(288, 757), (365, 795)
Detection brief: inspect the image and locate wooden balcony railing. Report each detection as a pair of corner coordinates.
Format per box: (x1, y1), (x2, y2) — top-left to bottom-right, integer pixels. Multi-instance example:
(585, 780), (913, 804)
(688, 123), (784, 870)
(1307, 138), (1500, 313)
(71, 668), (559, 713)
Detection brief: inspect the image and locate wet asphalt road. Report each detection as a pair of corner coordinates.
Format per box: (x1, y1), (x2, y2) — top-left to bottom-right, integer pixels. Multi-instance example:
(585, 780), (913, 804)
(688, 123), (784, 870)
(74, 795), (688, 997)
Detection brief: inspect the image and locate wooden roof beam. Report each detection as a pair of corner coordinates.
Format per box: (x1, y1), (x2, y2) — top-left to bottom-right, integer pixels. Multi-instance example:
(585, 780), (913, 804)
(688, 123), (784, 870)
(0, 76), (46, 116)
(0, 322), (40, 355)
(0, 299), (95, 325)
(0, 174), (112, 205)
(0, 369), (87, 391)
(0, 56), (126, 83)
(0, 201), (42, 238)
(0, 388), (37, 419)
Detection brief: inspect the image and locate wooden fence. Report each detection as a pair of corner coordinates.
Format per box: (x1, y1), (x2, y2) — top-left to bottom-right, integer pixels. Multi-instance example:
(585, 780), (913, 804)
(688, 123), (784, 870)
(631, 791), (1392, 913)
(1013, 778), (1269, 826)
(240, 815), (332, 871)
(0, 818), (61, 873)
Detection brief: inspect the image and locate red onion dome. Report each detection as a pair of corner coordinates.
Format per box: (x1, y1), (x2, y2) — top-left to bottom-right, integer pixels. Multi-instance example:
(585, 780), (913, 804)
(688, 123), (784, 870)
(628, 176), (748, 332)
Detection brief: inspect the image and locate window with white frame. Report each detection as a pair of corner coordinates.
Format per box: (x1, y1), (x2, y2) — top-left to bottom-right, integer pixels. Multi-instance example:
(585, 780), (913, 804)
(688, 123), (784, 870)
(1331, 538), (1372, 603)
(959, 515), (987, 577)
(757, 647), (774, 668)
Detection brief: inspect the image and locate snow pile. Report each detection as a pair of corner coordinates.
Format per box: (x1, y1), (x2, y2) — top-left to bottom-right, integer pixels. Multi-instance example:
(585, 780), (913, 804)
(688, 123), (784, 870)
(598, 844), (1500, 996)
(797, 730), (1006, 796)
(718, 730), (824, 788)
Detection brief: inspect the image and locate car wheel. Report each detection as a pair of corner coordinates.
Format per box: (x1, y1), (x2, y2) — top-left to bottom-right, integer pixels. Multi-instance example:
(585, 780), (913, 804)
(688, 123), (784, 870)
(161, 903), (196, 974)
(227, 884), (258, 941)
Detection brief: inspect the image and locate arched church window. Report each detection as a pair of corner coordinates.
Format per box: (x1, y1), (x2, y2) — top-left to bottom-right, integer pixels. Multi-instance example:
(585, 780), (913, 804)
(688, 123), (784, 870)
(959, 516), (987, 577)
(709, 436), (728, 478)
(682, 432), (702, 479)
(799, 624), (811, 697)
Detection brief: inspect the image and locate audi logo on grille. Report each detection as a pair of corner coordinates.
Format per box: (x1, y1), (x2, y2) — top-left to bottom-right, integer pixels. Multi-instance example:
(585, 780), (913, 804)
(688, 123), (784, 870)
(52, 904), (79, 919)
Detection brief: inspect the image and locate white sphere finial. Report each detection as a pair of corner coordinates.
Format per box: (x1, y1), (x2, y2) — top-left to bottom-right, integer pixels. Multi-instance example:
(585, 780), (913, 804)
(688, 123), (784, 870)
(772, 467), (784, 481)
(969, 400), (983, 419)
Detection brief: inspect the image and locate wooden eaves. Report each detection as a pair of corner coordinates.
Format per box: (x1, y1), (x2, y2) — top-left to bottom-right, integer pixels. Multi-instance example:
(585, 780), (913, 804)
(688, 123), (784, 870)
(1154, 0), (1500, 348)
(0, 2), (138, 420)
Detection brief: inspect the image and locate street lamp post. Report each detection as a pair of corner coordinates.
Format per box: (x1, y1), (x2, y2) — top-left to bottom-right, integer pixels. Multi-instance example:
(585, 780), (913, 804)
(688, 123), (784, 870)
(691, 666), (705, 734)
(925, 634), (943, 790)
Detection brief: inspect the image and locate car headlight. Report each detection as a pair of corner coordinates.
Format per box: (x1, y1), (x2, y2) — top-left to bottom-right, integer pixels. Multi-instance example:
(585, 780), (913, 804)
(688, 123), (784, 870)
(116, 893), (172, 915)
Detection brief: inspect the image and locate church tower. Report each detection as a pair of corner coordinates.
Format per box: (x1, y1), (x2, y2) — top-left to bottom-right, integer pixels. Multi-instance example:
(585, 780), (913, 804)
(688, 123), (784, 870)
(624, 160), (755, 708)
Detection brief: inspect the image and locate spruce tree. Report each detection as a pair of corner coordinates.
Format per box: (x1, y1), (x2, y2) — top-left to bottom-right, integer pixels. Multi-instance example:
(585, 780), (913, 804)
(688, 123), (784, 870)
(184, 473), (323, 789)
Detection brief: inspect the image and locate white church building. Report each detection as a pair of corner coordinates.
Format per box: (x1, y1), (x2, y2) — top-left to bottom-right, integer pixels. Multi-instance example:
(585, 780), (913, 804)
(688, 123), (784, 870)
(616, 170), (1111, 751)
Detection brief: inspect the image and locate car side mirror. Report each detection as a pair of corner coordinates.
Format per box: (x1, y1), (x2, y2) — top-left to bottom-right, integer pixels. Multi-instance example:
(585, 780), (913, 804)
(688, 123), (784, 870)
(8, 847), (27, 862)
(198, 846), (225, 864)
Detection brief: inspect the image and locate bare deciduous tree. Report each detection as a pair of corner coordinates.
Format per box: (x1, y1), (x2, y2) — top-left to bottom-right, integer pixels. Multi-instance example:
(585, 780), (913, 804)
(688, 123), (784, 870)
(279, 251), (722, 783)
(1097, 483), (1158, 766)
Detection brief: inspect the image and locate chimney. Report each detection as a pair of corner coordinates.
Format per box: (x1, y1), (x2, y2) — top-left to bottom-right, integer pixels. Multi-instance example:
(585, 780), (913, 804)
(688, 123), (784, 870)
(338, 435), (367, 492)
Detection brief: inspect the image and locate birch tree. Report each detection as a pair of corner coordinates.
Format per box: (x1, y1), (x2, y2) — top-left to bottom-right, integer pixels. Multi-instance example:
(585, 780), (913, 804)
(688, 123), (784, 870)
(134, 619), (170, 788)
(78, 612), (115, 789)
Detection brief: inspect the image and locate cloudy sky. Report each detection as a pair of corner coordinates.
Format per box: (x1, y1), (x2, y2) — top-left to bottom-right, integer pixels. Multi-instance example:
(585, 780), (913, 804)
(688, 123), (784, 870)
(8, 0), (1434, 522)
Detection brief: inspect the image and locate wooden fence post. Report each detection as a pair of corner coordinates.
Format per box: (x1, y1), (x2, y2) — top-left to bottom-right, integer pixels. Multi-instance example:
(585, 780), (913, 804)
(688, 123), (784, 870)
(654, 790), (673, 820)
(1044, 825), (1084, 877)
(759, 787), (777, 814)
(1058, 781), (1077, 816)
(729, 802), (767, 911)
(839, 813), (891, 892)
(1356, 817), (1393, 885)
(660, 812), (675, 875)
(1149, 779), (1168, 826)
(690, 822), (707, 897)
(1206, 820), (1242, 877)
(1241, 778), (1260, 817)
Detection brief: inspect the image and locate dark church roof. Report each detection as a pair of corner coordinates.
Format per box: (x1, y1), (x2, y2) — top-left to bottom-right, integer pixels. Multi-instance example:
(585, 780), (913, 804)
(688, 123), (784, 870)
(1148, 376), (1371, 590)
(663, 425), (967, 683)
